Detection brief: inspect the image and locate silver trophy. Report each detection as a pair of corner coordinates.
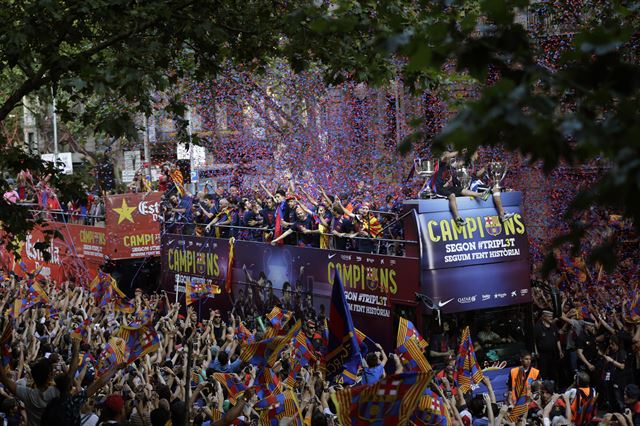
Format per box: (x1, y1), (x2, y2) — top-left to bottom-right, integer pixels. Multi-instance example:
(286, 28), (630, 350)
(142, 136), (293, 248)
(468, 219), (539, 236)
(454, 165), (471, 189)
(489, 161), (508, 190)
(414, 158), (436, 199)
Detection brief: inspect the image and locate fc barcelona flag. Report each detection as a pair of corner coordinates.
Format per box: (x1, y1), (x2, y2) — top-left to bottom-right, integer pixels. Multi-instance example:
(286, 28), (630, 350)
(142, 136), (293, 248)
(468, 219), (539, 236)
(355, 328), (377, 354)
(186, 281), (221, 306)
(115, 324), (160, 364)
(325, 272), (361, 385)
(396, 338), (432, 373)
(212, 373), (247, 403)
(97, 337), (126, 375)
(332, 372), (433, 426)
(397, 317), (428, 350)
(256, 390), (303, 426)
(455, 326), (484, 394)
(70, 319), (91, 341)
(507, 368), (528, 422)
(412, 388), (451, 426)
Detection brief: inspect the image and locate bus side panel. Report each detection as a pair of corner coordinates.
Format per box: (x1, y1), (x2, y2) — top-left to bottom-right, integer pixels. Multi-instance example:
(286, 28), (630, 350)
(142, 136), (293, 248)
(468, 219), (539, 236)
(161, 234), (420, 349)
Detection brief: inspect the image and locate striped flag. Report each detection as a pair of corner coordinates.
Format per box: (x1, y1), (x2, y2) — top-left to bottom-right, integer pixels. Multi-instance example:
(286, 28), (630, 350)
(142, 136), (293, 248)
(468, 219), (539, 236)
(507, 368), (529, 422)
(186, 281), (221, 306)
(256, 390), (303, 426)
(115, 324), (160, 364)
(212, 373), (247, 404)
(396, 338), (432, 373)
(412, 388), (451, 425)
(332, 372), (433, 426)
(397, 317), (428, 350)
(70, 319), (91, 341)
(169, 169), (185, 196)
(455, 326), (484, 394)
(325, 272), (362, 385)
(97, 337), (126, 375)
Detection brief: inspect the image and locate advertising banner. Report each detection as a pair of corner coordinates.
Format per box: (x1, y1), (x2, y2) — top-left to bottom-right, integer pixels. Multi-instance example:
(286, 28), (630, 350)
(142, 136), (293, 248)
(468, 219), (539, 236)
(0, 223), (104, 285)
(105, 192), (162, 259)
(161, 234), (421, 347)
(407, 192), (531, 314)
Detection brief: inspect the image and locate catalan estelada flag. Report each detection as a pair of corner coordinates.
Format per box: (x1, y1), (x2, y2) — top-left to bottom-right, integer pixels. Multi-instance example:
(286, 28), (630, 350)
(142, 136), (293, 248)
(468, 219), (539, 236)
(455, 326), (484, 394)
(396, 338), (432, 374)
(397, 317), (428, 350)
(332, 372), (433, 426)
(226, 237), (235, 293)
(115, 324), (160, 364)
(325, 272), (361, 385)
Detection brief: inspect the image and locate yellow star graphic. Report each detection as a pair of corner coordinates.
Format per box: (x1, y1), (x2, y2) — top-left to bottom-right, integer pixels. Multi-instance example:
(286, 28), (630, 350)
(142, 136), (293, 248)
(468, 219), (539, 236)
(113, 199), (136, 224)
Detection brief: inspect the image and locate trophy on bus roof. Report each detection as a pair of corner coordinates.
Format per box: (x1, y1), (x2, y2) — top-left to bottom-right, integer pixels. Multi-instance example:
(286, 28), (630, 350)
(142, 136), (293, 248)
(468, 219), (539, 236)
(414, 158), (436, 199)
(453, 163), (471, 190)
(489, 161), (508, 191)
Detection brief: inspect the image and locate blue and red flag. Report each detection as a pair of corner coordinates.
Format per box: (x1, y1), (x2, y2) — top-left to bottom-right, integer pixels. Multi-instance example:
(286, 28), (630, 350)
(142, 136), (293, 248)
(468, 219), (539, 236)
(97, 337), (126, 375)
(355, 328), (377, 354)
(213, 373), (248, 404)
(455, 326), (484, 394)
(254, 368), (282, 400)
(236, 321), (255, 344)
(332, 372), (433, 426)
(71, 319), (91, 341)
(507, 368), (529, 422)
(397, 317), (428, 350)
(396, 338), (432, 373)
(266, 306), (287, 330)
(256, 390), (303, 426)
(115, 324), (160, 364)
(412, 388), (451, 426)
(325, 272), (361, 385)
(273, 201), (287, 245)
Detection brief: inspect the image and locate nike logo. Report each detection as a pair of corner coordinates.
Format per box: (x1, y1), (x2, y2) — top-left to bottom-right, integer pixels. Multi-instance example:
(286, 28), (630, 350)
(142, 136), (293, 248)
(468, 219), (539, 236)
(438, 298), (454, 308)
(328, 253), (336, 259)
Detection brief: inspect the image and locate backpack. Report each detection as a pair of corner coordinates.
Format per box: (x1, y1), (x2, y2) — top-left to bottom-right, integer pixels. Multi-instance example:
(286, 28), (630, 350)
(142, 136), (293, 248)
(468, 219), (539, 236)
(41, 394), (78, 426)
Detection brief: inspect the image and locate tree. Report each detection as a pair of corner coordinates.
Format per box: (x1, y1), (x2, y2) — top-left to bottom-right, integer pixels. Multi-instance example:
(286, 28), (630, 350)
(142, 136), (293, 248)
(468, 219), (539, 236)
(0, 0), (638, 271)
(300, 0), (640, 271)
(0, 0), (341, 247)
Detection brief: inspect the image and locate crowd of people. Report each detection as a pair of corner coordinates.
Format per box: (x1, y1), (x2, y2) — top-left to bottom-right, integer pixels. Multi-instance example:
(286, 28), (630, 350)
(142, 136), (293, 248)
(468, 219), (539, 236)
(2, 158), (640, 425)
(159, 166), (403, 255)
(1, 264), (640, 426)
